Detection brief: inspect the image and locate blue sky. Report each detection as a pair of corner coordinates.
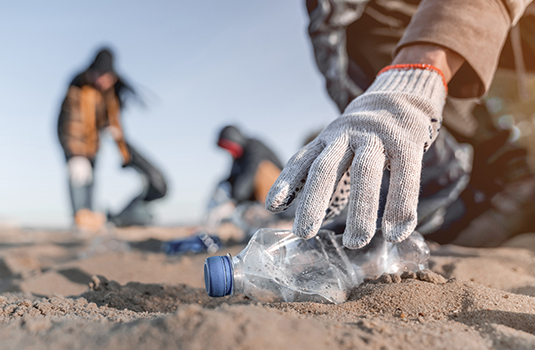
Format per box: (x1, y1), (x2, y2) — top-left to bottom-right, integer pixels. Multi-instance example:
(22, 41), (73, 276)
(0, 1), (339, 228)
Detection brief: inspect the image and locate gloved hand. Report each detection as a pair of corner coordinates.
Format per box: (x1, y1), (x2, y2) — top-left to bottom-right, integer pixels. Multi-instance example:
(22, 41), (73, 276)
(266, 65), (447, 248)
(67, 156), (93, 188)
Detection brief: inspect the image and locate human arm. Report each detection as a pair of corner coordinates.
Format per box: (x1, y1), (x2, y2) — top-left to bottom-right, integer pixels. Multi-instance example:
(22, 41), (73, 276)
(266, 0), (533, 248)
(104, 90), (131, 165)
(395, 0), (533, 98)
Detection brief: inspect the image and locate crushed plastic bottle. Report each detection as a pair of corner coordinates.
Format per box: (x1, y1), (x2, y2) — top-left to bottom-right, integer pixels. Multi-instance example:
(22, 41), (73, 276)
(345, 229), (429, 280)
(204, 228), (429, 304)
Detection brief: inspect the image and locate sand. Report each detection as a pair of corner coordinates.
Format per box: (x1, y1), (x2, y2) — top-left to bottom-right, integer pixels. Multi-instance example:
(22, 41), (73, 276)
(0, 227), (534, 350)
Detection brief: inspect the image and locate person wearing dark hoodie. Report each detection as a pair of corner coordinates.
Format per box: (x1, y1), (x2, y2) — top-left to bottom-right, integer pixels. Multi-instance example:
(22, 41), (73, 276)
(57, 48), (167, 231)
(217, 125), (283, 205)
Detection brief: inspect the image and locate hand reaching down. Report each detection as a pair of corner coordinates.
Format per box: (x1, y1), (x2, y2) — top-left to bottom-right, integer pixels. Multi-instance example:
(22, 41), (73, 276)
(266, 65), (447, 248)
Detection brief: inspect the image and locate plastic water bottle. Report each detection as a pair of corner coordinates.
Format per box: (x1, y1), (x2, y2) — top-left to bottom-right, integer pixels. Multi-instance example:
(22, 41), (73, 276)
(204, 228), (429, 304)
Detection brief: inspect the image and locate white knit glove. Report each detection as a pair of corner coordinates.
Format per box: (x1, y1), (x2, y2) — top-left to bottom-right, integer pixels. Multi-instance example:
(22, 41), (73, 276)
(266, 65), (447, 248)
(68, 156), (93, 188)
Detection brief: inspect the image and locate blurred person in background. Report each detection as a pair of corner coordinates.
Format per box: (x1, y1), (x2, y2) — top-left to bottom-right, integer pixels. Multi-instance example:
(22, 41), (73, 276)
(162, 125), (287, 256)
(217, 125), (283, 205)
(57, 48), (167, 232)
(211, 125), (295, 236)
(266, 0), (535, 249)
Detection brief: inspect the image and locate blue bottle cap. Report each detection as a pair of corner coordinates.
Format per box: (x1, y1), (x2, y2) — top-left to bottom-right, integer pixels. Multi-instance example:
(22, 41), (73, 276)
(204, 255), (233, 297)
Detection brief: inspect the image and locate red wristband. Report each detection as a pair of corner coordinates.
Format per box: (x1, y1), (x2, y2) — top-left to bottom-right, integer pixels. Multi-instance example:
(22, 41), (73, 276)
(378, 64), (448, 94)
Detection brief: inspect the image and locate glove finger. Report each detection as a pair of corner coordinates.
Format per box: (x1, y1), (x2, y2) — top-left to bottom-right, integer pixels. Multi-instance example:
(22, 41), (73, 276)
(266, 139), (324, 213)
(324, 169), (351, 222)
(343, 137), (386, 249)
(382, 147), (423, 243)
(293, 136), (353, 239)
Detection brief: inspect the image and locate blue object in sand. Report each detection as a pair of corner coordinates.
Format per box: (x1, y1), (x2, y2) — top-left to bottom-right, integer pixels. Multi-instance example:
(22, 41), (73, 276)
(162, 232), (222, 255)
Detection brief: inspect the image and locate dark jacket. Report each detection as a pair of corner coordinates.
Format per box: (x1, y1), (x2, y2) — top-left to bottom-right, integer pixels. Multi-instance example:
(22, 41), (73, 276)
(227, 138), (283, 204)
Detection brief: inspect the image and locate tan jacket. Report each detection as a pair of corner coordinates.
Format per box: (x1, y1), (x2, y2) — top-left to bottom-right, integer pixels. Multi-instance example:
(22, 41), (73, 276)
(397, 0), (534, 98)
(58, 85), (131, 164)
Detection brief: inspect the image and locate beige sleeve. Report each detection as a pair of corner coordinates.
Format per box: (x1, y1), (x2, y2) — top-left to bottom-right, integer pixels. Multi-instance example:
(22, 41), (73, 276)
(395, 0), (534, 98)
(504, 0), (534, 24)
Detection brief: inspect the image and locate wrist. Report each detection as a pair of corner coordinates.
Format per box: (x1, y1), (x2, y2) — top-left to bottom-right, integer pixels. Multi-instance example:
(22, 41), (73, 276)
(392, 44), (464, 83)
(378, 64), (448, 95)
(365, 66), (447, 104)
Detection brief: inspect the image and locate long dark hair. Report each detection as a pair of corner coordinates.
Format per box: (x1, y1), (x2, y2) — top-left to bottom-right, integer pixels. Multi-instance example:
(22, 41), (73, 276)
(74, 47), (141, 108)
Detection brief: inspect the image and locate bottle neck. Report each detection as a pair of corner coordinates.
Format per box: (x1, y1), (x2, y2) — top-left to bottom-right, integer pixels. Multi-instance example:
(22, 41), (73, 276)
(231, 255), (244, 295)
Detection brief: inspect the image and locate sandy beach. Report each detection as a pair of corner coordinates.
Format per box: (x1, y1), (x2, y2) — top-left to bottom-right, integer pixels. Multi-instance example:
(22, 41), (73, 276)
(0, 226), (534, 350)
